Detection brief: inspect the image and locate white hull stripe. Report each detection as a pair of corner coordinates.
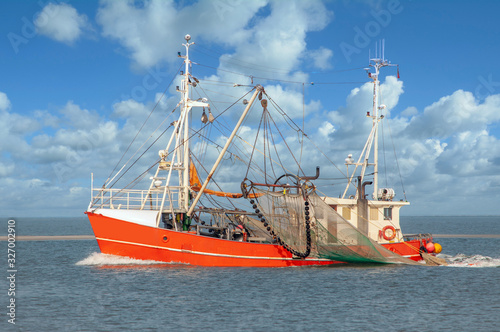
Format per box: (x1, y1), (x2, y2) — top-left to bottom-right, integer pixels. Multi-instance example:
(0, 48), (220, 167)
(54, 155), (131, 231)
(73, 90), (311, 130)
(96, 237), (332, 262)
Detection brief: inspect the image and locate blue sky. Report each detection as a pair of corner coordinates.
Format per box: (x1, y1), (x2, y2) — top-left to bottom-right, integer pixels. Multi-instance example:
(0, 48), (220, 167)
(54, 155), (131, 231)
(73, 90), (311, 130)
(1, 0), (500, 217)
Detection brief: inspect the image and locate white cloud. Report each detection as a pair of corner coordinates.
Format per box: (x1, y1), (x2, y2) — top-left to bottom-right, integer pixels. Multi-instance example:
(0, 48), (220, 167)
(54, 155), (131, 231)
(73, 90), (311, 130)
(3, 79), (500, 216)
(401, 106), (418, 117)
(308, 47), (334, 70)
(0, 92), (11, 111)
(0, 162), (15, 177)
(0, 93), (39, 157)
(319, 121), (335, 138)
(97, 0), (332, 81)
(112, 99), (148, 118)
(35, 3), (90, 44)
(34, 109), (60, 128)
(406, 90), (500, 139)
(214, 0), (332, 83)
(97, 0), (267, 68)
(324, 75), (403, 144)
(314, 75), (500, 215)
(3, 1), (500, 217)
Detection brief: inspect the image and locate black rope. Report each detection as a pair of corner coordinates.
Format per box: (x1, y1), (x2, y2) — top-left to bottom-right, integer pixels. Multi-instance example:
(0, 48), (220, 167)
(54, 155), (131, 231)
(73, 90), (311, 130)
(248, 197), (311, 258)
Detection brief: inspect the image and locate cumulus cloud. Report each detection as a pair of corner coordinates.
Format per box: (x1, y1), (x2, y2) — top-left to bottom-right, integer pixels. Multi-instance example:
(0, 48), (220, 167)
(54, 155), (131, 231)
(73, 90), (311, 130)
(112, 99), (148, 118)
(34, 3), (90, 44)
(96, 0), (265, 68)
(401, 106), (418, 117)
(0, 96), (39, 156)
(97, 0), (332, 79)
(323, 75), (404, 146)
(405, 90), (500, 139)
(307, 47), (334, 70)
(0, 162), (15, 177)
(0, 92), (11, 111)
(3, 1), (500, 217)
(310, 74), (500, 214)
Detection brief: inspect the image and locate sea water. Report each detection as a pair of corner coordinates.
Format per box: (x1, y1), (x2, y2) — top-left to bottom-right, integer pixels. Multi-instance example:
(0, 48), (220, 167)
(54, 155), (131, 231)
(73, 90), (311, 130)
(1, 216), (499, 331)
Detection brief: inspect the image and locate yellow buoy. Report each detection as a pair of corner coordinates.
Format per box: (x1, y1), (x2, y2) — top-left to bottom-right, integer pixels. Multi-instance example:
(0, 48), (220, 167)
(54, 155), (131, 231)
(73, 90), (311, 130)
(434, 242), (442, 254)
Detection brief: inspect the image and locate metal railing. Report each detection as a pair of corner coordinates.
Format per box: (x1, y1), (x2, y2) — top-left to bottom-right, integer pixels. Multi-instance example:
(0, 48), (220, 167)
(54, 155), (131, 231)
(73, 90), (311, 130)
(403, 233), (433, 241)
(90, 187), (180, 211)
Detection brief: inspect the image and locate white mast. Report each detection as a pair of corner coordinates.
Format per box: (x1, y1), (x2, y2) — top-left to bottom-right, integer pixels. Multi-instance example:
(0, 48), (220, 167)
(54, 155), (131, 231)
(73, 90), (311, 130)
(343, 40), (398, 200)
(177, 34), (212, 212)
(367, 40), (398, 199)
(371, 53), (382, 200)
(145, 34), (210, 222)
(181, 35), (192, 212)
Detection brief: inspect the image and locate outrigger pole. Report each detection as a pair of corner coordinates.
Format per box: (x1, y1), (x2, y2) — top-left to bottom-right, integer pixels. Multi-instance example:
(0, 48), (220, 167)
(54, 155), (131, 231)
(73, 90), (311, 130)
(186, 85), (263, 217)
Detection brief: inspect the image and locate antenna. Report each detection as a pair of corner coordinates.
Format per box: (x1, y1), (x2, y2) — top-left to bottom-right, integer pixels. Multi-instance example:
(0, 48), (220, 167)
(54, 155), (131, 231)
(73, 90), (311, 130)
(382, 39), (385, 60)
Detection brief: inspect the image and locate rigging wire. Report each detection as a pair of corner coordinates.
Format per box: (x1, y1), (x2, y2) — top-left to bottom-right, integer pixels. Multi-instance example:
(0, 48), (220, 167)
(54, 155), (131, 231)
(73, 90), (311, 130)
(265, 93), (346, 178)
(386, 118), (408, 201)
(107, 106), (178, 189)
(244, 106), (266, 181)
(379, 83), (406, 200)
(189, 65), (360, 183)
(194, 62), (366, 86)
(190, 152), (238, 211)
(265, 100), (303, 178)
(103, 62), (183, 188)
(99, 47), (366, 206)
(193, 44), (367, 77)
(190, 81), (269, 181)
(189, 125), (267, 181)
(381, 120), (389, 188)
(193, 45), (299, 75)
(298, 83), (305, 169)
(94, 122), (173, 205)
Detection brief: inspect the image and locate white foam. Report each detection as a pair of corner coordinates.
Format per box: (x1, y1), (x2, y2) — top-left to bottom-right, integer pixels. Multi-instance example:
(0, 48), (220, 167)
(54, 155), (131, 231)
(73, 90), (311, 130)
(76, 252), (167, 266)
(444, 254), (500, 268)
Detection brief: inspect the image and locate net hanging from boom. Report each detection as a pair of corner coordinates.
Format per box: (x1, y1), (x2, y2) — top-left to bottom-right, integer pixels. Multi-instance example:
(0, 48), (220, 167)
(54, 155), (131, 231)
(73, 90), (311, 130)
(248, 186), (417, 265)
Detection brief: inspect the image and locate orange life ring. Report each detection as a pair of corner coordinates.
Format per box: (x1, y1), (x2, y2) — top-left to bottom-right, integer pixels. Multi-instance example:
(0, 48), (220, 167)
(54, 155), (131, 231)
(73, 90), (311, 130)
(382, 225), (396, 241)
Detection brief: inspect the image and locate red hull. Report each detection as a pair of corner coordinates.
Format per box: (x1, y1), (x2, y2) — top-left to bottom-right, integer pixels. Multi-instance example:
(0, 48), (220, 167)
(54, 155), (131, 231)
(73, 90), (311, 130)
(86, 212), (425, 267)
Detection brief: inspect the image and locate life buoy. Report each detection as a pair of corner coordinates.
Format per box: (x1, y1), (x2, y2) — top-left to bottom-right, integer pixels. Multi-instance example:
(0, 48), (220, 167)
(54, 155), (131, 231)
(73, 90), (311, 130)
(382, 225), (396, 241)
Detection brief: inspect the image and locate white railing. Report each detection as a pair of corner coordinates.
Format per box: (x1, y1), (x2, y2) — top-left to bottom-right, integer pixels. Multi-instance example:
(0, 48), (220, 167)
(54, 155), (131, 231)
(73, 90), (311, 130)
(90, 187), (180, 211)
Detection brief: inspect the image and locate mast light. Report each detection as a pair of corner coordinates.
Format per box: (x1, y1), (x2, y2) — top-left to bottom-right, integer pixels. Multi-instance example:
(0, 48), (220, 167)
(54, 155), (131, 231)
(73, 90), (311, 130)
(345, 154), (354, 164)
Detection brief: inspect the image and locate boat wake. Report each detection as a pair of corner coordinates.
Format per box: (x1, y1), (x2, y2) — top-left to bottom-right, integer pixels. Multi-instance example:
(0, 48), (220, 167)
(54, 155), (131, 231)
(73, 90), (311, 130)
(76, 252), (168, 266)
(440, 254), (500, 268)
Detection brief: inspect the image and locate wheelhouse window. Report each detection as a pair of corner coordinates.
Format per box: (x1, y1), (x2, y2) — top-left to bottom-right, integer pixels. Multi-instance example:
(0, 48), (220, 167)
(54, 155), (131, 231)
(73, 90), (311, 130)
(383, 207), (393, 220)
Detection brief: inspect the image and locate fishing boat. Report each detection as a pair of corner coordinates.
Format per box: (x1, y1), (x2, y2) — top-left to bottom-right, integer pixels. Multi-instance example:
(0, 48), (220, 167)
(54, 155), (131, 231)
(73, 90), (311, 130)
(86, 35), (440, 267)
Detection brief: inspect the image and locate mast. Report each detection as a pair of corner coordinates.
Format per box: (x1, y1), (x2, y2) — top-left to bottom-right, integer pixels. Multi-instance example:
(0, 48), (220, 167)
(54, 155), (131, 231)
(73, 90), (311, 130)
(367, 40), (398, 199)
(371, 55), (381, 200)
(145, 34), (210, 223)
(176, 34), (212, 212)
(181, 35), (192, 212)
(343, 40), (398, 200)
